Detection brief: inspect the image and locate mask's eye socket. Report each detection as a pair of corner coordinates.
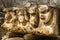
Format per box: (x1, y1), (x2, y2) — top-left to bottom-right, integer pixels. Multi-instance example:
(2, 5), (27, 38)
(41, 9), (49, 14)
(18, 12), (25, 16)
(41, 10), (46, 13)
(30, 13), (36, 16)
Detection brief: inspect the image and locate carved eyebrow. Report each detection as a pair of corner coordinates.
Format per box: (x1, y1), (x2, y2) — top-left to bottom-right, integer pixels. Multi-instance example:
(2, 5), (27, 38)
(30, 13), (36, 16)
(41, 10), (47, 13)
(41, 9), (50, 14)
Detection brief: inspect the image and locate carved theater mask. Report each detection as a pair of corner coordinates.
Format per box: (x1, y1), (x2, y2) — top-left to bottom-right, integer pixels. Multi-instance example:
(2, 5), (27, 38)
(38, 5), (52, 23)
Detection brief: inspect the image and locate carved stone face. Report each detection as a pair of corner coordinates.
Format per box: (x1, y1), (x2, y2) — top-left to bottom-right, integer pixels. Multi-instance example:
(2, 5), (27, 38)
(40, 11), (52, 23)
(39, 5), (52, 23)
(18, 11), (24, 23)
(28, 5), (39, 28)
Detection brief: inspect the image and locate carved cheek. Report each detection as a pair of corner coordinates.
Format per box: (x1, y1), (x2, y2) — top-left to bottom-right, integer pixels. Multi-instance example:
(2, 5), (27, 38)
(44, 12), (52, 23)
(30, 16), (35, 24)
(2, 22), (13, 31)
(5, 23), (13, 29)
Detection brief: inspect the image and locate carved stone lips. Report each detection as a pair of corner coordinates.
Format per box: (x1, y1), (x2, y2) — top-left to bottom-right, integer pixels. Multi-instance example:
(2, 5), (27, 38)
(40, 17), (45, 20)
(40, 15), (45, 20)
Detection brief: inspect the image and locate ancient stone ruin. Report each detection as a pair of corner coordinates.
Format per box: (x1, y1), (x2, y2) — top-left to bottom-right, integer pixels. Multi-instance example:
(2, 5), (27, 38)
(0, 0), (60, 40)
(1, 2), (59, 40)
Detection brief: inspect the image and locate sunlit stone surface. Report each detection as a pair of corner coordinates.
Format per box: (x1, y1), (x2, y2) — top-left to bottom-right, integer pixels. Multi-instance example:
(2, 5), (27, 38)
(37, 5), (58, 35)
(1, 2), (59, 40)
(2, 5), (59, 34)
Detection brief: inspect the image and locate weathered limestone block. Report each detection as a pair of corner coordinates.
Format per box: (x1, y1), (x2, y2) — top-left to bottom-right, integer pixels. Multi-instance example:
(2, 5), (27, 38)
(1, 4), (59, 37)
(0, 0), (60, 40)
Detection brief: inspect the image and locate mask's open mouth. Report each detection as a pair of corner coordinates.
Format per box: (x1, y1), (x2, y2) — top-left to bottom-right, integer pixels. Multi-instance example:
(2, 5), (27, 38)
(40, 17), (45, 20)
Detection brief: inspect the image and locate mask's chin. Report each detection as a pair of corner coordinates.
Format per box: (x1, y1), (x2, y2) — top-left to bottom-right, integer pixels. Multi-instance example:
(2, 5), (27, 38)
(41, 18), (50, 24)
(44, 20), (50, 23)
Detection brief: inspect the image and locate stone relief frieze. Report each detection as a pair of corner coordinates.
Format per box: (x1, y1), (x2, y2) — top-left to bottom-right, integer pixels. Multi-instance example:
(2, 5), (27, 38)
(2, 4), (59, 35)
(1, 2), (59, 40)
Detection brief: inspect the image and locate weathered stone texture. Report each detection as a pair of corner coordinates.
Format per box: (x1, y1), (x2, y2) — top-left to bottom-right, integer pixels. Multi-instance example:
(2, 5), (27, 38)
(0, 0), (60, 40)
